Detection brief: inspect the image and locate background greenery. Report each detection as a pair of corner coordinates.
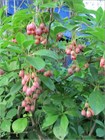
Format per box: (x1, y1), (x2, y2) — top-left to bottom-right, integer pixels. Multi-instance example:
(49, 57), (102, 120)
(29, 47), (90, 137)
(0, 0), (105, 139)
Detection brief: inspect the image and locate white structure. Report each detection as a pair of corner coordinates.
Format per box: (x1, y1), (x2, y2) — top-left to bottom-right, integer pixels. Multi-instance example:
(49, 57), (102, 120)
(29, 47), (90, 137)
(83, 0), (105, 10)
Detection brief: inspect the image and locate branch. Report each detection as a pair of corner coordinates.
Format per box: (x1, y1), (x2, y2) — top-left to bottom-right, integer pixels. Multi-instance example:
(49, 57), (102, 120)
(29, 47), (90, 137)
(88, 121), (96, 136)
(30, 116), (36, 126)
(88, 57), (101, 63)
(46, 8), (54, 44)
(47, 19), (54, 43)
(62, 74), (71, 81)
(89, 116), (99, 136)
(17, 106), (22, 118)
(30, 100), (37, 126)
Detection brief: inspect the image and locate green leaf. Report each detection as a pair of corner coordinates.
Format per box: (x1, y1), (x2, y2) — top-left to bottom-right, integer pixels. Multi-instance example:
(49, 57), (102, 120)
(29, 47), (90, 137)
(6, 108), (17, 119)
(40, 2), (57, 8)
(99, 11), (105, 26)
(53, 13), (64, 24)
(94, 28), (105, 42)
(26, 56), (45, 70)
(96, 7), (104, 23)
(96, 128), (105, 137)
(73, 4), (86, 13)
(78, 126), (84, 135)
(0, 7), (4, 18)
(85, 28), (105, 42)
(2, 15), (12, 24)
(53, 115), (69, 140)
(12, 118), (28, 133)
(0, 24), (12, 35)
(64, 24), (78, 31)
(60, 115), (69, 134)
(51, 94), (63, 105)
(88, 90), (105, 115)
(95, 120), (105, 128)
(0, 88), (4, 95)
(6, 94), (16, 108)
(16, 32), (26, 44)
(7, 46), (22, 53)
(54, 26), (66, 35)
(34, 49), (58, 60)
(42, 115), (58, 129)
(43, 105), (58, 115)
(89, 64), (98, 81)
(0, 104), (6, 118)
(83, 136), (96, 140)
(23, 40), (34, 48)
(27, 131), (38, 140)
(0, 73), (17, 86)
(0, 76), (9, 86)
(65, 109), (78, 117)
(40, 75), (55, 91)
(1, 119), (11, 132)
(77, 55), (86, 67)
(9, 80), (22, 95)
(9, 61), (19, 71)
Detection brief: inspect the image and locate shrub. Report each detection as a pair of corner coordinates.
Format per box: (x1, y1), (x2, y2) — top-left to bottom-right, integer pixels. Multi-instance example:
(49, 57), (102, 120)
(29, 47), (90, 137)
(0, 0), (105, 139)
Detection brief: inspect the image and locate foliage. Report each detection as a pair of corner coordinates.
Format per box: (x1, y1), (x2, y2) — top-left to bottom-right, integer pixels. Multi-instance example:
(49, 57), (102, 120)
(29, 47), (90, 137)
(0, 0), (105, 139)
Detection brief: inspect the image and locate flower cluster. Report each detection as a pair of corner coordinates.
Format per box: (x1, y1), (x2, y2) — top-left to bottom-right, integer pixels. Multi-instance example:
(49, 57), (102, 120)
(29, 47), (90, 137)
(0, 69), (5, 76)
(56, 33), (63, 41)
(68, 64), (80, 75)
(19, 70), (42, 112)
(65, 41), (84, 60)
(26, 22), (49, 45)
(44, 70), (53, 77)
(100, 57), (105, 68)
(37, 69), (53, 77)
(81, 102), (94, 118)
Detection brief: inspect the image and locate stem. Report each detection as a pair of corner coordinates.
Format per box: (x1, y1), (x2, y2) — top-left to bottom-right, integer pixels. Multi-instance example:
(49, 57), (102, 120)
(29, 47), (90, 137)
(16, 0), (25, 11)
(29, 98), (49, 140)
(89, 116), (99, 136)
(47, 19), (54, 43)
(36, 0), (39, 12)
(37, 135), (43, 140)
(30, 116), (35, 126)
(17, 106), (22, 118)
(62, 74), (71, 81)
(46, 8), (54, 44)
(5, 0), (8, 15)
(30, 100), (36, 126)
(14, 0), (16, 13)
(30, 115), (44, 140)
(88, 57), (101, 63)
(88, 120), (96, 136)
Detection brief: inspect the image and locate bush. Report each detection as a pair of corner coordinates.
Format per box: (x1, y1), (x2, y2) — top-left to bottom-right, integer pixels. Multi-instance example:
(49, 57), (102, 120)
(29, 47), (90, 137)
(0, 0), (105, 139)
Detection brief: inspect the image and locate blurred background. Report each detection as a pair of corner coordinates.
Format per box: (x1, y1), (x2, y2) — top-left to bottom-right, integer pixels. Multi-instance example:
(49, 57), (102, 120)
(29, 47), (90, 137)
(0, 0), (105, 12)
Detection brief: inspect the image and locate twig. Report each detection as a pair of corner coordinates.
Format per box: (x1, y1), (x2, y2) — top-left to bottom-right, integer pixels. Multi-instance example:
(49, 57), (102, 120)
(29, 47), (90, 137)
(30, 116), (35, 126)
(30, 115), (44, 140)
(17, 0), (25, 11)
(46, 8), (54, 44)
(89, 121), (96, 136)
(14, 0), (16, 13)
(88, 57), (101, 63)
(30, 100), (36, 126)
(88, 116), (99, 136)
(17, 106), (22, 118)
(47, 19), (54, 42)
(62, 74), (71, 81)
